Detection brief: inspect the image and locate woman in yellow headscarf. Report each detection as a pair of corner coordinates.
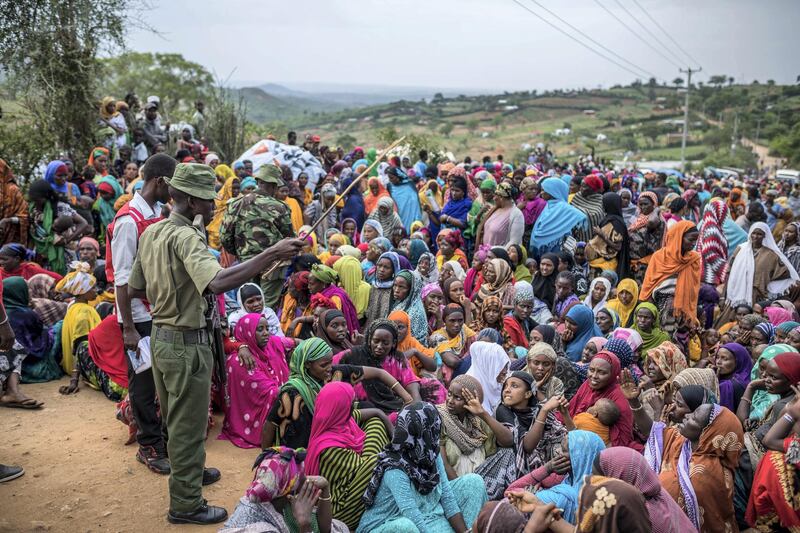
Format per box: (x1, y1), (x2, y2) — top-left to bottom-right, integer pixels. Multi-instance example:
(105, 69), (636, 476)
(317, 233), (349, 264)
(207, 176), (240, 249)
(56, 262), (101, 378)
(299, 225), (318, 256)
(418, 179), (444, 214)
(333, 256), (371, 318)
(604, 278), (639, 328)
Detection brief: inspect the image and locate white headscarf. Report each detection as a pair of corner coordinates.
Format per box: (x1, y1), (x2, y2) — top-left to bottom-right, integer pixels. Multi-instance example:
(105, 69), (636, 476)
(444, 260), (466, 282)
(227, 282), (284, 337)
(726, 221), (800, 306)
(466, 341), (510, 414)
(583, 277), (611, 317)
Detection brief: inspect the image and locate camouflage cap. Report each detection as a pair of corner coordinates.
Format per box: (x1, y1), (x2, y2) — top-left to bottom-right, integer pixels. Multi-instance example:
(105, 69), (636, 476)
(166, 163), (217, 200)
(255, 164), (282, 184)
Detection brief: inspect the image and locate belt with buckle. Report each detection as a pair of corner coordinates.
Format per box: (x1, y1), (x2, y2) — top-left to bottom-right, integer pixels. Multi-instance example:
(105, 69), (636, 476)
(153, 327), (209, 345)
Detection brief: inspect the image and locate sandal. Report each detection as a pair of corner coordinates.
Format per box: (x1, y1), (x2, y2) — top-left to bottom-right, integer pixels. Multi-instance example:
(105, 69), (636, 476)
(0, 398), (44, 409)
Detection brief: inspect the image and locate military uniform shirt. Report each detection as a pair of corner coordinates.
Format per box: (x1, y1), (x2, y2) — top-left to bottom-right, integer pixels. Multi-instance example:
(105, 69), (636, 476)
(219, 191), (295, 262)
(129, 211), (223, 330)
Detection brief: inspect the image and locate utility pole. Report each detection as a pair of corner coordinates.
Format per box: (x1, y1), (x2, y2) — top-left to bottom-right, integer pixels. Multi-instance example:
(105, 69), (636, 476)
(680, 67), (701, 171)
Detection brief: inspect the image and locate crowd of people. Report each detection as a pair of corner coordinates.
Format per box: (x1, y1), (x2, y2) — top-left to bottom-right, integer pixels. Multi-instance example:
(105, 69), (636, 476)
(2, 98), (800, 532)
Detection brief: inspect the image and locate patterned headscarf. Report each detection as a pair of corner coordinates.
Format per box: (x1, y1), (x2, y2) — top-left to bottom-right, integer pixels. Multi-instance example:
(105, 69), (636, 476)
(514, 280), (534, 304)
(54, 261), (96, 296)
(310, 264), (338, 285)
(246, 447), (306, 503)
(363, 402), (442, 505)
(645, 341), (688, 385)
(754, 322), (776, 345)
(281, 338), (333, 415)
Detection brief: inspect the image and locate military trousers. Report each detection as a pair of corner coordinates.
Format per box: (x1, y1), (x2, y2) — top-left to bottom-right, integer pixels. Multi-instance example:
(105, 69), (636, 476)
(151, 326), (212, 513)
(258, 269), (286, 311)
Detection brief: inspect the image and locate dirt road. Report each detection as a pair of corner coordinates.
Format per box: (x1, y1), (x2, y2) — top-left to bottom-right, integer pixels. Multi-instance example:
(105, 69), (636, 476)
(0, 380), (257, 533)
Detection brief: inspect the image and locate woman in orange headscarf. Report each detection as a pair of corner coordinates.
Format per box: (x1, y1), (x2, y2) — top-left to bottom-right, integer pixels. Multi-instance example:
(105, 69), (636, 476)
(363, 177), (390, 215)
(727, 187), (746, 219)
(388, 310), (436, 377)
(0, 159), (28, 246)
(639, 220), (701, 326)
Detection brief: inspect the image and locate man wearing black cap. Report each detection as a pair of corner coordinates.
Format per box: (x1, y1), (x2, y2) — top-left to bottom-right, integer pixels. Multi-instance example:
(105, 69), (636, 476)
(129, 163), (304, 524)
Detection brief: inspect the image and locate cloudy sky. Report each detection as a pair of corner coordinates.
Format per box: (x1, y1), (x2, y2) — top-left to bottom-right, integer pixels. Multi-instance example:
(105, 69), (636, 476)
(127, 0), (799, 93)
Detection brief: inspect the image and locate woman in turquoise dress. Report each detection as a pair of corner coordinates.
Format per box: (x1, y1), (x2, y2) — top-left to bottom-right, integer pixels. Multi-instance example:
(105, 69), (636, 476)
(358, 402), (488, 533)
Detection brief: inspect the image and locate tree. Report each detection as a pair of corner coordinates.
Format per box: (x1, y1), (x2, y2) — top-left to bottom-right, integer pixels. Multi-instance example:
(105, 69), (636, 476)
(492, 115), (504, 130)
(672, 77), (684, 89)
(100, 52), (214, 120)
(709, 75), (727, 88)
(728, 76), (735, 87)
(465, 119), (479, 135)
(335, 133), (357, 151)
(204, 86), (247, 163)
(0, 0), (134, 158)
(647, 77), (657, 101)
(639, 122), (663, 146)
(439, 122), (454, 137)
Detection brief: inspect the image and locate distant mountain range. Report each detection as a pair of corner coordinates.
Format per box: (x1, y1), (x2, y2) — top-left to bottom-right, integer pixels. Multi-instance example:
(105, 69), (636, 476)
(234, 81), (488, 123)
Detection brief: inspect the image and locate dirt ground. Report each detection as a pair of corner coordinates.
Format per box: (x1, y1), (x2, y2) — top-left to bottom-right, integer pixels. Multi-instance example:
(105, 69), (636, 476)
(0, 380), (257, 533)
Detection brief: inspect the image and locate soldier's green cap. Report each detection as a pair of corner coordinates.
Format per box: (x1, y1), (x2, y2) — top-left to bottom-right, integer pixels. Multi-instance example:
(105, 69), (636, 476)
(166, 163), (217, 200)
(255, 164), (282, 184)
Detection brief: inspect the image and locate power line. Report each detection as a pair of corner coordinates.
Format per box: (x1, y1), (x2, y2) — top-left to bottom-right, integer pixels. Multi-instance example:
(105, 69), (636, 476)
(630, 0), (702, 69)
(520, 0), (660, 81)
(611, 0), (687, 69)
(508, 0), (656, 81)
(593, 0), (682, 70)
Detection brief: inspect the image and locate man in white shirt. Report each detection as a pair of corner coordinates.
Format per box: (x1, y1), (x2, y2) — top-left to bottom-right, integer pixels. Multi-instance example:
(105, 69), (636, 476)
(109, 153), (175, 474)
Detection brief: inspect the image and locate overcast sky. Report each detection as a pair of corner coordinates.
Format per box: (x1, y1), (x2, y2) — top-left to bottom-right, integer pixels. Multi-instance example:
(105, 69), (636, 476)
(127, 0), (799, 93)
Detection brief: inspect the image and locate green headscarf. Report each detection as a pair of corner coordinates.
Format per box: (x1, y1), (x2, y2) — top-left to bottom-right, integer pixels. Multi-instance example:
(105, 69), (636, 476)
(480, 178), (497, 191)
(281, 338), (333, 414)
(30, 200), (65, 275)
(632, 302), (670, 354)
(367, 148), (378, 177)
(310, 264), (338, 285)
(749, 343), (797, 420)
(1, 276), (29, 312)
(511, 244), (532, 283)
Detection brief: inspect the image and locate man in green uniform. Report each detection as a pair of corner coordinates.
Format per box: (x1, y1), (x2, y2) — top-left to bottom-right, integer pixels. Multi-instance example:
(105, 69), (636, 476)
(129, 163), (304, 525)
(219, 164), (295, 310)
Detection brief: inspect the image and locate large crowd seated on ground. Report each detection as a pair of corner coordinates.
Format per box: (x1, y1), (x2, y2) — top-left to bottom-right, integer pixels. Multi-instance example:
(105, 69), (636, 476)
(2, 92), (800, 532)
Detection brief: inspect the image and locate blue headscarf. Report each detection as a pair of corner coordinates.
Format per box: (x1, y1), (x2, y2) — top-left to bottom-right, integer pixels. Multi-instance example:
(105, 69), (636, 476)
(440, 176), (472, 227)
(373, 251), (400, 289)
(387, 168), (422, 233)
(530, 178), (588, 257)
(339, 176), (365, 230)
(240, 176), (257, 191)
(564, 304), (603, 362)
(535, 430), (605, 523)
(44, 160), (80, 198)
(722, 215), (747, 255)
(477, 327), (503, 344)
(408, 239), (429, 268)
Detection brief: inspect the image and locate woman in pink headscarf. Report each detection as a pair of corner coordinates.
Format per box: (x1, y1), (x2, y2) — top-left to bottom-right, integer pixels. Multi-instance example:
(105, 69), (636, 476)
(304, 381), (391, 530)
(765, 305), (794, 326)
(596, 447), (696, 533)
(219, 312), (294, 448)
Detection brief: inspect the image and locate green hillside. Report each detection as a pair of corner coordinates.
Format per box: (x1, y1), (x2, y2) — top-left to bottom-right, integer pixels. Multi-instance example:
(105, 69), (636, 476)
(266, 81), (800, 170)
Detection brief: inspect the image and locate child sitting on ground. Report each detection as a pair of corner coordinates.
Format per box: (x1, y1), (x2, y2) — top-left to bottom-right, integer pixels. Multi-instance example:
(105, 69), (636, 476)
(560, 397), (620, 446)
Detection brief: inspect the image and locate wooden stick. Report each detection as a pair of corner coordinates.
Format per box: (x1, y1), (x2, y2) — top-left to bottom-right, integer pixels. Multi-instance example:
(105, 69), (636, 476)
(261, 136), (407, 279)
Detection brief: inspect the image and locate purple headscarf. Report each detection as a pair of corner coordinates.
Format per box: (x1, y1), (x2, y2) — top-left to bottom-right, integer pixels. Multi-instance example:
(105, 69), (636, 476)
(718, 342), (752, 411)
